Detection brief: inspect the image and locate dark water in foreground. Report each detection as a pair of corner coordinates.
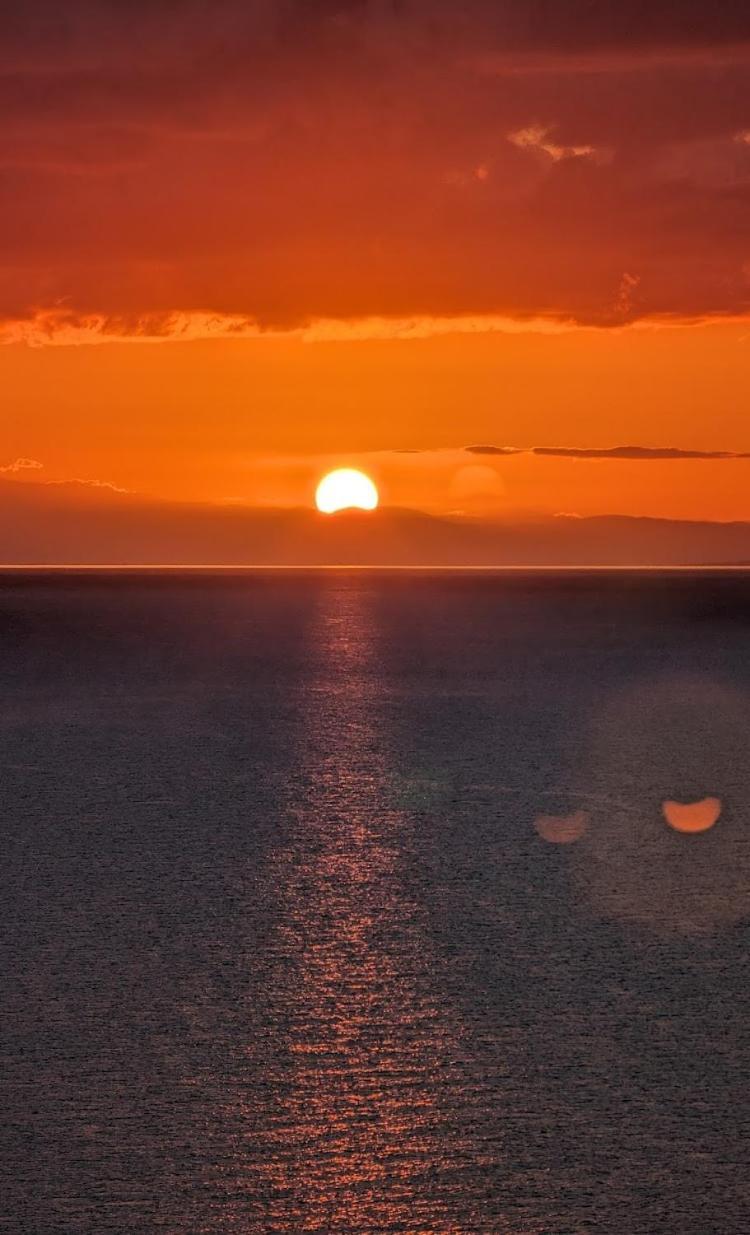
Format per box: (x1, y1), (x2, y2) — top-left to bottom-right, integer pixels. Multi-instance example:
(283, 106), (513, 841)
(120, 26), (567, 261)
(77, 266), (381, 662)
(1, 570), (749, 1234)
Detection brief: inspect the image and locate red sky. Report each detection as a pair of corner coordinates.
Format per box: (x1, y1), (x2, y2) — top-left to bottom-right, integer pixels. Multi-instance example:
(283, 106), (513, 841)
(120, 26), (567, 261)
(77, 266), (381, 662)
(3, 2), (750, 561)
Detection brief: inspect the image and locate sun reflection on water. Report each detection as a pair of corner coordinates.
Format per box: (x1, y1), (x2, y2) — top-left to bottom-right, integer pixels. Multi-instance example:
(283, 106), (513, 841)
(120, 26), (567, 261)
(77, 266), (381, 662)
(238, 582), (495, 1233)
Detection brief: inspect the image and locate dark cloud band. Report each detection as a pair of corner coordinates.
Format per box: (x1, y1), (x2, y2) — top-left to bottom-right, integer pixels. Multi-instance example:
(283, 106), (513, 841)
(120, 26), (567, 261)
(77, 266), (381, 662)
(3, 2), (750, 326)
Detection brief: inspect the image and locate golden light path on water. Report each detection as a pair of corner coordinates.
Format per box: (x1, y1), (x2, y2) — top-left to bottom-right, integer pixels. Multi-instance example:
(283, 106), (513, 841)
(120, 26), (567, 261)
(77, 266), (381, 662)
(214, 581), (516, 1234)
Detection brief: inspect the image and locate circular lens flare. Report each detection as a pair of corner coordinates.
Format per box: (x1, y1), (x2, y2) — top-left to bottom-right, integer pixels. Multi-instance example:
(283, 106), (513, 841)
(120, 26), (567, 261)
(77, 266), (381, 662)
(315, 469), (379, 514)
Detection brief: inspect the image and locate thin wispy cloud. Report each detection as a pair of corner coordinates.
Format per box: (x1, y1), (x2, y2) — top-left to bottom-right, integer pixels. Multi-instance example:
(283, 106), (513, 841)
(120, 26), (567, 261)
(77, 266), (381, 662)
(465, 445), (750, 460)
(0, 309), (584, 348)
(465, 446), (525, 456)
(57, 479), (132, 493)
(0, 462), (129, 494)
(0, 457), (44, 473)
(508, 125), (601, 162)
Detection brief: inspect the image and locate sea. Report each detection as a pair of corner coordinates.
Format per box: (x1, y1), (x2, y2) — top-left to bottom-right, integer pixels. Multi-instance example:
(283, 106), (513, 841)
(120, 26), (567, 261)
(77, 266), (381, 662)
(1, 569), (748, 1234)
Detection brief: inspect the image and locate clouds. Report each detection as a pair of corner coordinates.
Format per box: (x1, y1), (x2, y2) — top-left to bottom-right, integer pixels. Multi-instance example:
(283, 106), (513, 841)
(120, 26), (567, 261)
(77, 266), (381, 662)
(465, 444), (750, 459)
(470, 1), (750, 55)
(0, 457), (43, 472)
(0, 307), (583, 346)
(2, 2), (750, 331)
(508, 125), (601, 163)
(465, 445), (524, 456)
(534, 445), (750, 459)
(0, 457), (129, 492)
(14, 2), (748, 66)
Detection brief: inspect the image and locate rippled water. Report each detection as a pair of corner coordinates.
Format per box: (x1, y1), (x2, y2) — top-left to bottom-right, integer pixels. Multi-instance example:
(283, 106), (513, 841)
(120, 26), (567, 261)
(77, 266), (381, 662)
(1, 570), (749, 1233)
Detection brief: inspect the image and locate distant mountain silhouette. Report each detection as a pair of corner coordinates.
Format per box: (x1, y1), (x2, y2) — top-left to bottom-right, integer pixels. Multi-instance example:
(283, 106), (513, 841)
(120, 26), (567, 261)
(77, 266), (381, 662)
(2, 477), (750, 566)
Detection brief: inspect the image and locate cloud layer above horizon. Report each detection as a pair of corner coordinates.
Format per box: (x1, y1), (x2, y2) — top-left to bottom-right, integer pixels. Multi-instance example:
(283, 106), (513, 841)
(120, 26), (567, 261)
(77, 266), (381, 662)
(465, 444), (750, 460)
(3, 1), (750, 335)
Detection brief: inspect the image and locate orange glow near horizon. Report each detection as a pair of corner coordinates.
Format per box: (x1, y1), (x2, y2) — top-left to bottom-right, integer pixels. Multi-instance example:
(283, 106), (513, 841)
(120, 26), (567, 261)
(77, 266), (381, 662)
(4, 0), (750, 563)
(4, 321), (750, 527)
(5, 316), (750, 563)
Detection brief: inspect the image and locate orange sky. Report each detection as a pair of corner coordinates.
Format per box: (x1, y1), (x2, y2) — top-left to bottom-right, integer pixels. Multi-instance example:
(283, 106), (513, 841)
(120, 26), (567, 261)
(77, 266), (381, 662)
(3, 319), (750, 523)
(3, 3), (750, 561)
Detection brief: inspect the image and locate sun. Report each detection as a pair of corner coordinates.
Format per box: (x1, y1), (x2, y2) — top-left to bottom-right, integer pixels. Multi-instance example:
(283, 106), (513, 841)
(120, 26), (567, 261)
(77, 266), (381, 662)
(315, 468), (379, 514)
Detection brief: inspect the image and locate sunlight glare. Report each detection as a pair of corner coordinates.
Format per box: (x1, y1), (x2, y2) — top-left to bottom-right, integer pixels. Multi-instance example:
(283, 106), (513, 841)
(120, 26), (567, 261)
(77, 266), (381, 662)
(315, 468), (379, 514)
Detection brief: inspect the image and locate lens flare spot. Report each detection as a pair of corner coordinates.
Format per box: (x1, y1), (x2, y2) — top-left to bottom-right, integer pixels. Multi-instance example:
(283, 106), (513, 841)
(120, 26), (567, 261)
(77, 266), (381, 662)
(662, 796), (722, 834)
(534, 809), (590, 844)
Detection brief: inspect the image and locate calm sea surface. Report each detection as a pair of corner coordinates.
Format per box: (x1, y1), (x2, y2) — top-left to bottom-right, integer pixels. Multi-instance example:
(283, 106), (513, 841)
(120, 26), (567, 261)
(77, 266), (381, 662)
(1, 570), (748, 1233)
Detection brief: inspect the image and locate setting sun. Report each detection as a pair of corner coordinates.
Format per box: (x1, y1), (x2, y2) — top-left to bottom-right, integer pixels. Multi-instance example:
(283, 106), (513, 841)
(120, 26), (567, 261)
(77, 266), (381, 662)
(315, 468), (379, 514)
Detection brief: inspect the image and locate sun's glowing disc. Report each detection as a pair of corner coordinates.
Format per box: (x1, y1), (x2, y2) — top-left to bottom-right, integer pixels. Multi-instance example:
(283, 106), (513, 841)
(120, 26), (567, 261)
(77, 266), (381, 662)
(315, 468), (379, 514)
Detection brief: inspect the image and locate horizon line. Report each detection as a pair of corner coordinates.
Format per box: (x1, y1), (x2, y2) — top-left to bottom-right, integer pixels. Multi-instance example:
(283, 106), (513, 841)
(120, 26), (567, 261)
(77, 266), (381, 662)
(2, 563), (750, 573)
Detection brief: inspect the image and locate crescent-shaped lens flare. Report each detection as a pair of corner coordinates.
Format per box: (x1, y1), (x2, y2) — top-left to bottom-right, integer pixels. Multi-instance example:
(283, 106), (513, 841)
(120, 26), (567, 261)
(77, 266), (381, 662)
(315, 469), (379, 514)
(662, 796), (722, 833)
